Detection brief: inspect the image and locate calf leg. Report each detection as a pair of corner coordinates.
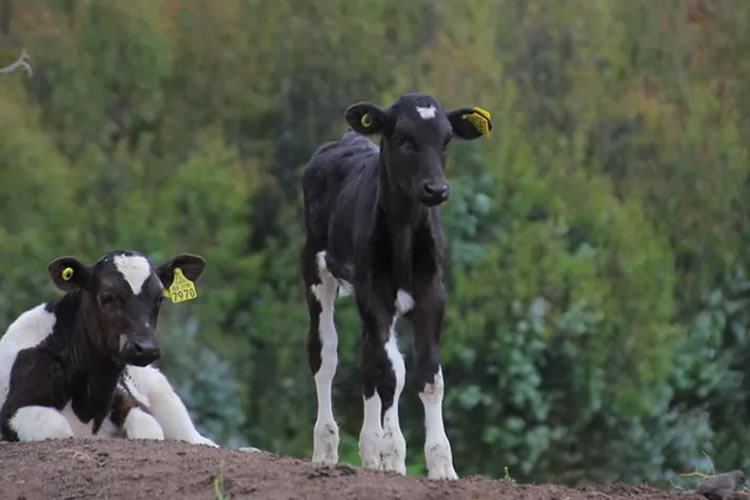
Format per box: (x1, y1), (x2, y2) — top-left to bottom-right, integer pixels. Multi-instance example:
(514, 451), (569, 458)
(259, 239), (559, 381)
(381, 317), (407, 474)
(358, 310), (406, 474)
(412, 281), (457, 480)
(122, 366), (214, 445)
(5, 406), (73, 441)
(305, 249), (340, 465)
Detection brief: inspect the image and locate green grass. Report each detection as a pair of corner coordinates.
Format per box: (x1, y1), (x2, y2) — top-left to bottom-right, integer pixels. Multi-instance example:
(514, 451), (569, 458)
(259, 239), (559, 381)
(213, 460), (230, 500)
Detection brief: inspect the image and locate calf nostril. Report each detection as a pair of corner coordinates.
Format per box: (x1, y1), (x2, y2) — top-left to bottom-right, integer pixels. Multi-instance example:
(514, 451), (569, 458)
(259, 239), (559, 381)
(133, 342), (144, 354)
(424, 183), (449, 197)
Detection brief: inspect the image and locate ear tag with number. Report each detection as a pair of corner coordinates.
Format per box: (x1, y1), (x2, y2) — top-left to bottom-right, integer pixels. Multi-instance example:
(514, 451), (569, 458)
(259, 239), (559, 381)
(164, 268), (198, 303)
(462, 107), (492, 137)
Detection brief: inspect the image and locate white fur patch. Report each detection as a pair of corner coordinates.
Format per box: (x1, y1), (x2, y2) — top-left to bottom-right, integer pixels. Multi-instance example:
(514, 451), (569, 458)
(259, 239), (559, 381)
(381, 320), (406, 474)
(60, 403), (94, 437)
(0, 304), (56, 405)
(315, 251), (328, 274)
(337, 280), (354, 297)
(315, 251), (353, 299)
(10, 406), (74, 441)
(125, 365), (217, 446)
(113, 254), (152, 295)
(310, 263), (340, 465)
(60, 402), (105, 438)
(419, 368), (458, 480)
(416, 105), (437, 119)
(395, 289), (414, 315)
(124, 407), (164, 440)
(359, 393), (383, 470)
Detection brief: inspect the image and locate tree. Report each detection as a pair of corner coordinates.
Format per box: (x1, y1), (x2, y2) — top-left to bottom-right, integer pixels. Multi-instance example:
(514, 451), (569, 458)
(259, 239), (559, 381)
(0, 49), (31, 76)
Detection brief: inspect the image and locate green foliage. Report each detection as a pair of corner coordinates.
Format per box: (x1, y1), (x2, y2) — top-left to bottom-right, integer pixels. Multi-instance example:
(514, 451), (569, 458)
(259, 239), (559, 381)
(2, 0), (750, 487)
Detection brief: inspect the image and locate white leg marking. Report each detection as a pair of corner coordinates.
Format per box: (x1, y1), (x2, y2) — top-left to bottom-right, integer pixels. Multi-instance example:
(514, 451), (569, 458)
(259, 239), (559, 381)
(359, 392), (383, 470)
(124, 408), (165, 440)
(381, 321), (406, 474)
(311, 251), (340, 465)
(125, 366), (217, 446)
(395, 289), (415, 315)
(419, 368), (458, 480)
(10, 406), (74, 441)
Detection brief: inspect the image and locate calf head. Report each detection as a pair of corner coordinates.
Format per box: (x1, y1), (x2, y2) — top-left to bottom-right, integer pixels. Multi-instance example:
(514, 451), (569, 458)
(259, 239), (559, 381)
(48, 251), (206, 367)
(345, 93), (493, 207)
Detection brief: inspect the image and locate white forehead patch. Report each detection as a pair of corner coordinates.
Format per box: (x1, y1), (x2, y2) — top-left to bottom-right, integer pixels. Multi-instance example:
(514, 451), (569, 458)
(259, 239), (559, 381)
(113, 254), (152, 295)
(416, 105), (437, 119)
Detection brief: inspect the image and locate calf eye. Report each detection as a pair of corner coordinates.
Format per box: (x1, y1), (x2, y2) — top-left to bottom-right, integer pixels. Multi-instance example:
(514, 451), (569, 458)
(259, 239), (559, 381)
(99, 293), (116, 306)
(397, 135), (417, 152)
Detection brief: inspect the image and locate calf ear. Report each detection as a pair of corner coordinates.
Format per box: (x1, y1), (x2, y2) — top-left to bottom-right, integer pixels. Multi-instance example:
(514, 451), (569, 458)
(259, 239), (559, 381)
(48, 257), (90, 291)
(157, 254), (206, 288)
(447, 107), (493, 140)
(345, 102), (390, 135)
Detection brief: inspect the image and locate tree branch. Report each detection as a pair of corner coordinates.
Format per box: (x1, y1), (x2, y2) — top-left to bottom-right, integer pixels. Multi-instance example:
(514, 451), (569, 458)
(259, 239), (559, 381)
(0, 50), (32, 77)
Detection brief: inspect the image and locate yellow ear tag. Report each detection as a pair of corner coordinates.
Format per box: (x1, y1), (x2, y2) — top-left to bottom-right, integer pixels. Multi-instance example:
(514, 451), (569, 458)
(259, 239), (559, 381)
(165, 268), (198, 303)
(462, 107), (492, 137)
(61, 267), (74, 281)
(361, 112), (373, 129)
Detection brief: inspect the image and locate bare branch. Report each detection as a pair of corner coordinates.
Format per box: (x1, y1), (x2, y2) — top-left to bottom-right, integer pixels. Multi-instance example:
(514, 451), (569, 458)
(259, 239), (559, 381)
(0, 50), (32, 77)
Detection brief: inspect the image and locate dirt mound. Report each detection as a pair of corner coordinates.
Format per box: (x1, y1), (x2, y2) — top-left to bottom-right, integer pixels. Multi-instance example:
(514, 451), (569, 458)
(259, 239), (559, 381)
(0, 440), (741, 500)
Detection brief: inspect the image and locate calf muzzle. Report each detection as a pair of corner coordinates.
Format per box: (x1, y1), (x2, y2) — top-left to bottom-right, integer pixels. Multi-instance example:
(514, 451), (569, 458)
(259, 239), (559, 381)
(421, 182), (450, 206)
(120, 337), (160, 366)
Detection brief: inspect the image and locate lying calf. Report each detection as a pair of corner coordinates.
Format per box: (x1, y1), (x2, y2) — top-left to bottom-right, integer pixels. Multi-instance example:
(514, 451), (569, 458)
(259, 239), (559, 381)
(0, 250), (216, 445)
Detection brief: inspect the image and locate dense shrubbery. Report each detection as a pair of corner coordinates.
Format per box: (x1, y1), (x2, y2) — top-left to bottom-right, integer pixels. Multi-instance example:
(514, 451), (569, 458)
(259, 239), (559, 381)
(2, 0), (750, 485)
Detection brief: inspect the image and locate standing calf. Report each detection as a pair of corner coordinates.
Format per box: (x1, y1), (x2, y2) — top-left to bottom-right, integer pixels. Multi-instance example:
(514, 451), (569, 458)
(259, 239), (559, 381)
(301, 94), (492, 479)
(0, 250), (216, 445)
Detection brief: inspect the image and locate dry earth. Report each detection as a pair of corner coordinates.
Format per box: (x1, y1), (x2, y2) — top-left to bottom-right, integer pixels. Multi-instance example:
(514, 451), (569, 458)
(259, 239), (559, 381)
(0, 439), (747, 500)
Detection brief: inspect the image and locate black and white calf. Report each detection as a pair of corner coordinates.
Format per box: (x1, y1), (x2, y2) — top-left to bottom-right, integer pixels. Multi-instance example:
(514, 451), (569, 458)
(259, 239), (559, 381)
(0, 250), (215, 445)
(301, 94), (492, 479)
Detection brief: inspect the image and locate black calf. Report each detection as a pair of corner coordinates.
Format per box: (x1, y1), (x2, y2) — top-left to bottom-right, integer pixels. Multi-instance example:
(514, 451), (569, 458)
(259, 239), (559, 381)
(301, 93), (492, 479)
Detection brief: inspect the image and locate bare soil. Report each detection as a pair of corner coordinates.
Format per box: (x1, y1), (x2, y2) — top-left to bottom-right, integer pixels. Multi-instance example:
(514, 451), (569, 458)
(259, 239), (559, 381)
(0, 439), (746, 500)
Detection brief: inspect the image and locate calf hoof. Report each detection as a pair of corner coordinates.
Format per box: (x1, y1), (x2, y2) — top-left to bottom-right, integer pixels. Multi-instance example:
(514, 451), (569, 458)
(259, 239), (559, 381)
(425, 441), (458, 480)
(192, 435), (219, 447)
(313, 421), (340, 465)
(381, 453), (407, 475)
(380, 430), (406, 475)
(358, 429), (383, 471)
(238, 446), (261, 453)
(428, 463), (458, 481)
